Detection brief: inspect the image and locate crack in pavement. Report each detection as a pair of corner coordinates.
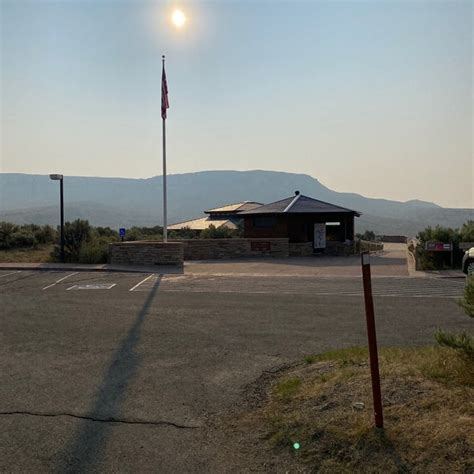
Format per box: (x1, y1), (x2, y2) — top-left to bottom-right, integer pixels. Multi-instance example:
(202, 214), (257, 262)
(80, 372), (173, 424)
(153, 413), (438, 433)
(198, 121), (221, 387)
(0, 411), (200, 429)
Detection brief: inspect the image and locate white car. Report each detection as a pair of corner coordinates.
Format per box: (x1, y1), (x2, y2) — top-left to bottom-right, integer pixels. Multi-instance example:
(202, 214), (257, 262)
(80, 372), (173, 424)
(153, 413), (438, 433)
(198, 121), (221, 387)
(462, 247), (474, 276)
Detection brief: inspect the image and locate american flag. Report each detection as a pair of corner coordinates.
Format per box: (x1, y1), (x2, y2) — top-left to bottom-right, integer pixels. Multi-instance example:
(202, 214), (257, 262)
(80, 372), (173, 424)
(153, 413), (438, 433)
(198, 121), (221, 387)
(161, 63), (169, 120)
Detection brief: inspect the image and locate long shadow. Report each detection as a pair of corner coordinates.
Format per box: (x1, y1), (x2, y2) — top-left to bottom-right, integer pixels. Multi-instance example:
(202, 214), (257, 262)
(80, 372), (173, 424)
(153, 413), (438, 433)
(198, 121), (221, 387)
(59, 275), (162, 473)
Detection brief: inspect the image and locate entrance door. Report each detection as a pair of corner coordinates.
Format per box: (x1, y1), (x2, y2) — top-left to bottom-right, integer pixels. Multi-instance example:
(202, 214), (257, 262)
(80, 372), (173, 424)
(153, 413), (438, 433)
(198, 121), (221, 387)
(313, 223), (326, 250)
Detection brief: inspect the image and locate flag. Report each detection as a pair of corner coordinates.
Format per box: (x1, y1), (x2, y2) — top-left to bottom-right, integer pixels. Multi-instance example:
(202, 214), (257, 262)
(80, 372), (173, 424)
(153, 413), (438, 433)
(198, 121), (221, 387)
(161, 63), (169, 120)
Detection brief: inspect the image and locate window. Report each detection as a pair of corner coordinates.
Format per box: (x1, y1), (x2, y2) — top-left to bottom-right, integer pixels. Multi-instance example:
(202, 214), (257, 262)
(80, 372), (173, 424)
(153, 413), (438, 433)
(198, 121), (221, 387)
(253, 216), (277, 228)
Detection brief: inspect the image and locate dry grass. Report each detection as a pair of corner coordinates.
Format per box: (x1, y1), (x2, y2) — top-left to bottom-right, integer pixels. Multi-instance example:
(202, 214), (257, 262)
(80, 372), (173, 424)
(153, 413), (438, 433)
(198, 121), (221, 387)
(0, 245), (54, 263)
(237, 346), (473, 473)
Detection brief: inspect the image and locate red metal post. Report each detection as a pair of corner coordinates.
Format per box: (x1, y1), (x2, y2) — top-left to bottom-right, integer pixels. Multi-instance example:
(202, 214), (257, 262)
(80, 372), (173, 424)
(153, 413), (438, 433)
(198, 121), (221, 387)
(361, 252), (384, 428)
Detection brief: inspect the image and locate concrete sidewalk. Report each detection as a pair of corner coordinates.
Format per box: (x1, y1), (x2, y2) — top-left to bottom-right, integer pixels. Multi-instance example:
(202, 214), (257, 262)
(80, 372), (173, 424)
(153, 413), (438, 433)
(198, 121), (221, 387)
(3, 243), (464, 278)
(0, 262), (183, 274)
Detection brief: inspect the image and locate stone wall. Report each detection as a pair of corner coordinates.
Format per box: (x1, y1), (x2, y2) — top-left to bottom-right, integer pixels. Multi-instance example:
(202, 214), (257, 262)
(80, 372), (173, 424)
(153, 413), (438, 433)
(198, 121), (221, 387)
(289, 242), (314, 257)
(109, 241), (184, 266)
(357, 240), (384, 254)
(326, 241), (357, 256)
(175, 238), (289, 260)
(381, 235), (408, 243)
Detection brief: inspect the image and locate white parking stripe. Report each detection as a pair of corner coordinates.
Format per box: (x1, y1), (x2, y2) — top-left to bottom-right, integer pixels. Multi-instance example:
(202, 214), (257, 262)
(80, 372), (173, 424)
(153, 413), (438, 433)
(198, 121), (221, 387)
(129, 274), (154, 292)
(0, 271), (21, 278)
(67, 283), (116, 291)
(42, 272), (78, 290)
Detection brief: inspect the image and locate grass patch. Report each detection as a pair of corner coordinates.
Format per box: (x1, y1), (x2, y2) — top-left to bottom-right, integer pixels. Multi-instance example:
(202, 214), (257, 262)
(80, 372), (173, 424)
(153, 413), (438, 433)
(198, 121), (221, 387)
(0, 244), (54, 263)
(274, 377), (301, 401)
(236, 346), (474, 472)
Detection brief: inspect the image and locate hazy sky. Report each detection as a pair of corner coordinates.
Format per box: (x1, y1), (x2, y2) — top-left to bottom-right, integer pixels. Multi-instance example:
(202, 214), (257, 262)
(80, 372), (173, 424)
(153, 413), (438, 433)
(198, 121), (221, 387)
(1, 0), (472, 208)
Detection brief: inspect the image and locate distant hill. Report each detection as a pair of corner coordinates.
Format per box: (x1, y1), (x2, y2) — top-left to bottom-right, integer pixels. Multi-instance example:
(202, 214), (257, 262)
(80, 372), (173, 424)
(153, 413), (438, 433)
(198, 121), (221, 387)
(0, 171), (472, 236)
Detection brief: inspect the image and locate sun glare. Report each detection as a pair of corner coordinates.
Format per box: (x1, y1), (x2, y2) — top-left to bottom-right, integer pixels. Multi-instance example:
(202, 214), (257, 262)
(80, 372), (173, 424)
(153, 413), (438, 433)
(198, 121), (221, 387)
(171, 9), (186, 28)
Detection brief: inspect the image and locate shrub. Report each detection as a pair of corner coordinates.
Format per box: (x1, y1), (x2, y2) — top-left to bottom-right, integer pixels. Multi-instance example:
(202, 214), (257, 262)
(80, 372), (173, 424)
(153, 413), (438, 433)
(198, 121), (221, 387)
(459, 276), (474, 318)
(435, 277), (474, 359)
(201, 224), (239, 239)
(0, 222), (19, 249)
(8, 230), (37, 248)
(33, 225), (56, 244)
(435, 331), (474, 359)
(94, 227), (118, 238)
(122, 226), (163, 241)
(416, 222), (474, 270)
(356, 230), (376, 241)
(52, 219), (92, 262)
(77, 239), (110, 264)
(169, 227), (199, 240)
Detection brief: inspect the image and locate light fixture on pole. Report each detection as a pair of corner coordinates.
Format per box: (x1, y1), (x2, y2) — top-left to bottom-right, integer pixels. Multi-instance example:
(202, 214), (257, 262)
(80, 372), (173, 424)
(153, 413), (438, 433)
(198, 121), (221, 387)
(49, 174), (65, 263)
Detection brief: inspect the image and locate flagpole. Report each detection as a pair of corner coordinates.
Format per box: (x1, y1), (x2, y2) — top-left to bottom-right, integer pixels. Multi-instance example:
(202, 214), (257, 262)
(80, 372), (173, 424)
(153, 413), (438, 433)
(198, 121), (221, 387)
(162, 54), (168, 242)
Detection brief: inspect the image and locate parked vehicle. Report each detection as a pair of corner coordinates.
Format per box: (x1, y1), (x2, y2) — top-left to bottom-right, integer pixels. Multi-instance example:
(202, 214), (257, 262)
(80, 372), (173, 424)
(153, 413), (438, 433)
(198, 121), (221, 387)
(462, 247), (474, 276)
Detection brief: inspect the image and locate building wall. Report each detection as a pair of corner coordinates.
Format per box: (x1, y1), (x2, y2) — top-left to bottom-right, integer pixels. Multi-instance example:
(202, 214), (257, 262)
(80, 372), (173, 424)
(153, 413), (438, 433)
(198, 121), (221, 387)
(243, 216), (288, 239)
(244, 214), (356, 243)
(109, 242), (184, 265)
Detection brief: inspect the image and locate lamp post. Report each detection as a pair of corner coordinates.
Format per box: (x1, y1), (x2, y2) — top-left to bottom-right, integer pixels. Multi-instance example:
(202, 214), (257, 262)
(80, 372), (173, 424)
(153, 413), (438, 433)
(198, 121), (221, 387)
(49, 174), (65, 263)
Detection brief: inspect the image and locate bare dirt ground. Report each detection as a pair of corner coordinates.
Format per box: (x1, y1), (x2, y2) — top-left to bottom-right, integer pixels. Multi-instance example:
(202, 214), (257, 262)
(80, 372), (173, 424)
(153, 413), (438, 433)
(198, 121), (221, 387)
(212, 347), (473, 473)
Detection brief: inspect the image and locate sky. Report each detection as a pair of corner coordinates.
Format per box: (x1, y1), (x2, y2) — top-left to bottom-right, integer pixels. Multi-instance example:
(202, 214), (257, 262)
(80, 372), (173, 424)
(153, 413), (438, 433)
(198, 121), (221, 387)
(1, 0), (472, 208)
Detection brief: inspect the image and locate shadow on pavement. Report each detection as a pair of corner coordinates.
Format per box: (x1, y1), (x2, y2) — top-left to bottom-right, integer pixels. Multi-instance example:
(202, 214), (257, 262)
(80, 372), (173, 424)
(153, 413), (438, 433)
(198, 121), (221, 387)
(59, 275), (163, 473)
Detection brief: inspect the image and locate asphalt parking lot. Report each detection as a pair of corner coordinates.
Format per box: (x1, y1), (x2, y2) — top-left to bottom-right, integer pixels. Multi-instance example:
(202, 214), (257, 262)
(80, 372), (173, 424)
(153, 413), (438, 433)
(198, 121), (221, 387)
(0, 269), (470, 472)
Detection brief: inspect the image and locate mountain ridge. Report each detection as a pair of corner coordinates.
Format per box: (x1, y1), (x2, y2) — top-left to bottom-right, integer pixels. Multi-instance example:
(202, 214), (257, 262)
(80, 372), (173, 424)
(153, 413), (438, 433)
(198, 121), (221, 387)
(0, 171), (470, 236)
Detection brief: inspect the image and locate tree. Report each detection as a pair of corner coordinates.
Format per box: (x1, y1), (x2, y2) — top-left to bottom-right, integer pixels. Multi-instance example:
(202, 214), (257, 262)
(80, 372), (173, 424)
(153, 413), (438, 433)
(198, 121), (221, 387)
(201, 224), (237, 239)
(356, 230), (376, 241)
(459, 221), (474, 242)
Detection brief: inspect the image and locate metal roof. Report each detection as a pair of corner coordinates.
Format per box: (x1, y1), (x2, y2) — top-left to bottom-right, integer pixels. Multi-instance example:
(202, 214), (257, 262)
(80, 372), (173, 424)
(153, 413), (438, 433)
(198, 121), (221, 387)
(205, 201), (263, 214)
(239, 194), (361, 216)
(168, 216), (239, 231)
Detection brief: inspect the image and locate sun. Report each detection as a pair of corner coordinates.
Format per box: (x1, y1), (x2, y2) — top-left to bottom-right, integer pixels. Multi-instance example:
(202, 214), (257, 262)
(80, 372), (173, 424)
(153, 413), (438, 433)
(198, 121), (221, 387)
(171, 9), (186, 28)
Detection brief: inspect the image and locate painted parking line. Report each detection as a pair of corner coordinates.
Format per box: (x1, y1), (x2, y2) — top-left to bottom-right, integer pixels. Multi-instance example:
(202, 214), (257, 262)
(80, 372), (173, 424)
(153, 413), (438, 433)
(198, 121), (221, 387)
(0, 271), (21, 278)
(129, 274), (154, 292)
(67, 283), (117, 290)
(42, 272), (78, 290)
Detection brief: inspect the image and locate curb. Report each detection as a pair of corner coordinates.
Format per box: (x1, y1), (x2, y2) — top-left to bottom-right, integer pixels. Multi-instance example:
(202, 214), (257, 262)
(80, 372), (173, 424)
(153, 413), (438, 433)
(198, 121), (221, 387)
(0, 265), (183, 274)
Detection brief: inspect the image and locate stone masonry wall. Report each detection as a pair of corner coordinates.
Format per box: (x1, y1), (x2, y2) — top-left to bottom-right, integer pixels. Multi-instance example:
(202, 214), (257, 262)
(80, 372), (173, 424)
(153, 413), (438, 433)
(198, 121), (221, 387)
(109, 241), (184, 265)
(325, 241), (357, 256)
(175, 238), (289, 260)
(288, 242), (314, 257)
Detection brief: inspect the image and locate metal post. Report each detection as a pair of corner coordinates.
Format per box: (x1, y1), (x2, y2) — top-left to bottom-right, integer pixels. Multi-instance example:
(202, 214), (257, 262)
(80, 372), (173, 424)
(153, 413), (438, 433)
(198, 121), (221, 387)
(361, 252), (384, 428)
(162, 55), (168, 243)
(162, 117), (167, 242)
(60, 178), (65, 263)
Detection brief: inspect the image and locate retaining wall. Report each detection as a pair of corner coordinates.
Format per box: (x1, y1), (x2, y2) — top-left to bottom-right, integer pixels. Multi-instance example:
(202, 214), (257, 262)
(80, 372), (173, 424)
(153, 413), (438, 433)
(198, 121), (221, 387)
(357, 240), (384, 254)
(109, 241), (184, 265)
(381, 235), (408, 243)
(289, 242), (314, 257)
(175, 238), (289, 260)
(326, 241), (357, 256)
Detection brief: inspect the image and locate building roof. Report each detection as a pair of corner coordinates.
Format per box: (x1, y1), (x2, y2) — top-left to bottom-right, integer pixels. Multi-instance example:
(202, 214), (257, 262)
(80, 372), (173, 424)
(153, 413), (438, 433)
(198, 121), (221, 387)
(205, 201), (263, 214)
(168, 216), (239, 231)
(239, 193), (361, 216)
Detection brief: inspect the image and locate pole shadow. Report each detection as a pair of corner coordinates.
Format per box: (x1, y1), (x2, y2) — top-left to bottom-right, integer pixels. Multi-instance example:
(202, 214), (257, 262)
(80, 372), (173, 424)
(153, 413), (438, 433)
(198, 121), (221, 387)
(59, 275), (163, 473)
